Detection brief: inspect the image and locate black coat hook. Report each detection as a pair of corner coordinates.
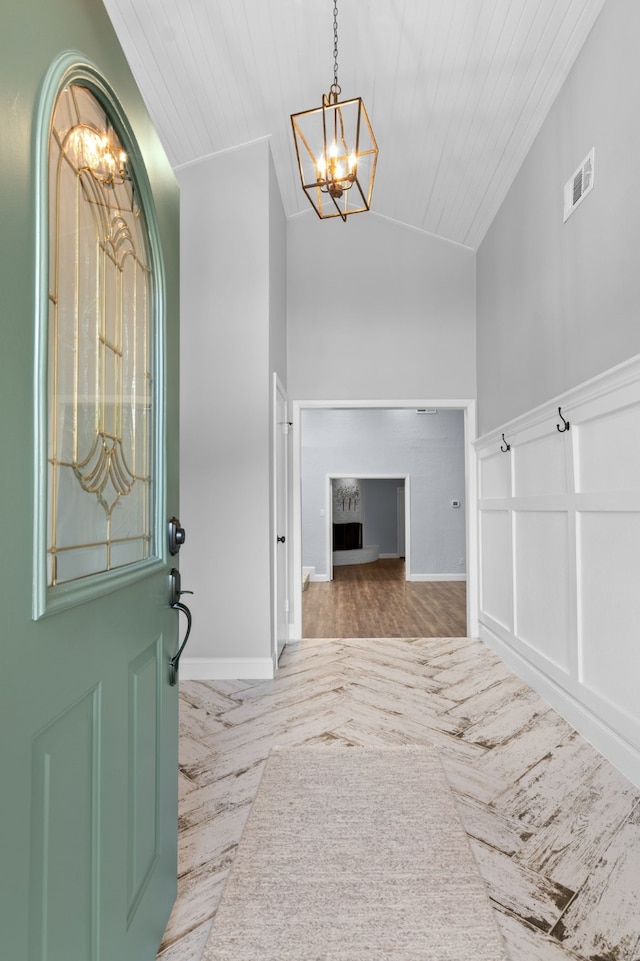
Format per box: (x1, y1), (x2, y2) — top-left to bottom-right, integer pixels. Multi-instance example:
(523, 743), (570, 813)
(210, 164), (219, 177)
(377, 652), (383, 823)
(500, 433), (511, 452)
(556, 407), (570, 432)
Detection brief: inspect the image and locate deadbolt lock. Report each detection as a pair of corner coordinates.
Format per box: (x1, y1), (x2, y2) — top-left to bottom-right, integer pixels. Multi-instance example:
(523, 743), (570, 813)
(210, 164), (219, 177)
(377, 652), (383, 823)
(168, 516), (186, 555)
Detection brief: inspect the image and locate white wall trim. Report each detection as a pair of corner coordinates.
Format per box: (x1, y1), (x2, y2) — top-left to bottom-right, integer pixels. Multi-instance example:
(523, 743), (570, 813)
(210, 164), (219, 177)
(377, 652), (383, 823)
(478, 351), (640, 449)
(476, 354), (640, 788)
(272, 373), (289, 667)
(409, 573), (467, 582)
(180, 656), (275, 680)
(464, 400), (479, 636)
(173, 134), (271, 173)
(291, 398), (478, 641)
(480, 623), (640, 788)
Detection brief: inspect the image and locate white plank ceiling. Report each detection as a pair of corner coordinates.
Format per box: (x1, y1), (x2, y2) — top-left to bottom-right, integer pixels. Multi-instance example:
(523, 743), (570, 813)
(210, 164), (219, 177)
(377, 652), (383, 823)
(102, 0), (607, 249)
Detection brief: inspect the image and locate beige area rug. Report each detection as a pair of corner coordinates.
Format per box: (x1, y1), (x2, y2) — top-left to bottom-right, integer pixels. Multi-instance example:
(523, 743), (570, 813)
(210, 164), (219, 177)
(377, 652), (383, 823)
(202, 745), (508, 961)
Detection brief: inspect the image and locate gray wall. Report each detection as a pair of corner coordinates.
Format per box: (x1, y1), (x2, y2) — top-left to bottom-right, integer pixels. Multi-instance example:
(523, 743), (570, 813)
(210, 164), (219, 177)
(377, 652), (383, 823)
(287, 212), (476, 402)
(269, 150), (287, 386)
(301, 408), (466, 578)
(361, 478), (403, 556)
(477, 0), (640, 435)
(178, 139), (286, 662)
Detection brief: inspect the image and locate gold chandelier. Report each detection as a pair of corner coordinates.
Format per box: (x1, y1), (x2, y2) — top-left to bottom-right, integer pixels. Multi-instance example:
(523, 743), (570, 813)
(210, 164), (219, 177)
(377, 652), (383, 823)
(290, 0), (378, 222)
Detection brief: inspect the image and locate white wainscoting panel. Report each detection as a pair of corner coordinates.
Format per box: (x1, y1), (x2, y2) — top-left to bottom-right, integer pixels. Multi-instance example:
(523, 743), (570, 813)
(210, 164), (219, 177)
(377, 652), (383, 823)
(514, 511), (572, 673)
(479, 449), (511, 499)
(476, 354), (640, 787)
(578, 511), (640, 725)
(576, 404), (640, 492)
(480, 510), (512, 631)
(513, 431), (568, 498)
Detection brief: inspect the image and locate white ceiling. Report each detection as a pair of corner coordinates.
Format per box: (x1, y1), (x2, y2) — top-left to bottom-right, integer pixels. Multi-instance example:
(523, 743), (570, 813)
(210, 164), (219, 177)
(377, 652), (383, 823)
(102, 0), (607, 249)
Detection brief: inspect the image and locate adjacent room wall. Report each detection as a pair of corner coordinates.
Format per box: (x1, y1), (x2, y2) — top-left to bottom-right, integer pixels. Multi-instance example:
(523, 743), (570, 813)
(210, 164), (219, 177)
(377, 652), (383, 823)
(477, 0), (640, 435)
(301, 408), (466, 579)
(178, 138), (286, 677)
(287, 212), (476, 402)
(361, 478), (403, 557)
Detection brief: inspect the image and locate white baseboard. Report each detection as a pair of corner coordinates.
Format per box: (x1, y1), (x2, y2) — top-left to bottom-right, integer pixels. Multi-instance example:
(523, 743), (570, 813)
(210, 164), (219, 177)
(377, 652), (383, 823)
(408, 573), (467, 582)
(379, 553), (400, 559)
(180, 656), (275, 680)
(479, 623), (640, 789)
(309, 573), (330, 582)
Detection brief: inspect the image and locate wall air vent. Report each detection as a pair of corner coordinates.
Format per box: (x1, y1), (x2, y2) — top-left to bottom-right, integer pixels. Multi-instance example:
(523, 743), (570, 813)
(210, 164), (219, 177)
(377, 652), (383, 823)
(563, 148), (594, 222)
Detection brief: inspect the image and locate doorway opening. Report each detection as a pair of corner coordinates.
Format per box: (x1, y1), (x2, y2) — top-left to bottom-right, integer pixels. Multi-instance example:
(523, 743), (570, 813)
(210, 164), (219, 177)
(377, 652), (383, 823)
(291, 400), (478, 641)
(326, 474), (410, 581)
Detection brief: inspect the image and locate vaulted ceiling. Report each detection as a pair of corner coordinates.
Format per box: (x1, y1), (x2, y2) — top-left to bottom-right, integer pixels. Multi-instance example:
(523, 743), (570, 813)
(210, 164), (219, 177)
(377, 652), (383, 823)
(102, 0), (606, 249)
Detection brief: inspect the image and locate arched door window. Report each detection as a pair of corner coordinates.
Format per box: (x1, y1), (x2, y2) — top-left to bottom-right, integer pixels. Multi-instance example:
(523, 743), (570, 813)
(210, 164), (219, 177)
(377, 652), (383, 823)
(47, 82), (154, 586)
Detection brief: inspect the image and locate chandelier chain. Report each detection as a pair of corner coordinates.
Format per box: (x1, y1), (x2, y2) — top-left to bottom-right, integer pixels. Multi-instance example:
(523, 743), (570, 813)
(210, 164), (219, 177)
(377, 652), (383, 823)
(332, 0), (339, 89)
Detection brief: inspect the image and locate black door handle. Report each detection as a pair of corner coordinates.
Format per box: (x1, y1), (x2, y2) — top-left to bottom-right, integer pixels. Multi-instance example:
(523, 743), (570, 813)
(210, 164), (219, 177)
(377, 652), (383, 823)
(277, 535), (286, 543)
(168, 568), (193, 686)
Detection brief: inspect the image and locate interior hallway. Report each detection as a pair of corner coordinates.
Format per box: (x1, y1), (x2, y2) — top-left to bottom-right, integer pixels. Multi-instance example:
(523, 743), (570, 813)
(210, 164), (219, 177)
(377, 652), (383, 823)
(302, 559), (467, 637)
(158, 636), (640, 961)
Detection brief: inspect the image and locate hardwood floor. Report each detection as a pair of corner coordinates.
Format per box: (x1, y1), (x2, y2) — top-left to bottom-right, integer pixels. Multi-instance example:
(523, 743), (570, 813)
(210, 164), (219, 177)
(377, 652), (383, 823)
(302, 559), (467, 637)
(158, 637), (640, 961)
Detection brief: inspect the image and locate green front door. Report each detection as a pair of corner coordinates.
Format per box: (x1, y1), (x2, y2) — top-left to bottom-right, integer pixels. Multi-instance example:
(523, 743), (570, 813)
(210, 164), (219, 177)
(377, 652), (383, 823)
(0, 2), (180, 959)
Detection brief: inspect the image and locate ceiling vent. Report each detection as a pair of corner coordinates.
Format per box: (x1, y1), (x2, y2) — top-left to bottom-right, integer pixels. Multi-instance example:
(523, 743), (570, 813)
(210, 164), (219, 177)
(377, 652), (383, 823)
(563, 148), (594, 222)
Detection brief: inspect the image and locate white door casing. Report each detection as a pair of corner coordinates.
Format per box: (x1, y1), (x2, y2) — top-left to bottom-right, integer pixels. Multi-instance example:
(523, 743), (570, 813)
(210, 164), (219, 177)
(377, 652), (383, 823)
(291, 398), (478, 640)
(273, 374), (290, 663)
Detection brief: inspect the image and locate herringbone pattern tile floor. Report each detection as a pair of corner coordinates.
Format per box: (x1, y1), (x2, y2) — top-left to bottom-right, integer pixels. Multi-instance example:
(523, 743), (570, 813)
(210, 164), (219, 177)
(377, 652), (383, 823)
(157, 637), (640, 961)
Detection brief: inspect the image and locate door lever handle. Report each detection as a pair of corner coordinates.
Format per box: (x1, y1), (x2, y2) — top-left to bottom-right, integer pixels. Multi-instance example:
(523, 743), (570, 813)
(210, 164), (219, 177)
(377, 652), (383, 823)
(169, 601), (191, 687)
(168, 568), (194, 686)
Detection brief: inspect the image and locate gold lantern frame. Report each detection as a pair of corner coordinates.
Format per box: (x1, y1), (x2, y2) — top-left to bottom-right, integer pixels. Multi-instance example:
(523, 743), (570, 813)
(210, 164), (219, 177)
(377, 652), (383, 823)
(291, 86), (378, 222)
(290, 0), (378, 222)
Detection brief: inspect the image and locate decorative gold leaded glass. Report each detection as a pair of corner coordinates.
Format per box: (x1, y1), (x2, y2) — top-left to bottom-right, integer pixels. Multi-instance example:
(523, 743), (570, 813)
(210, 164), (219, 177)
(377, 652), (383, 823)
(48, 84), (154, 586)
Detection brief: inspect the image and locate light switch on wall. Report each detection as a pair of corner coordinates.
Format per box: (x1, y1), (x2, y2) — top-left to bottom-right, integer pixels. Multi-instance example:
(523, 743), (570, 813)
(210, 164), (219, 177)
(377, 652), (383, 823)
(451, 500), (460, 508)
